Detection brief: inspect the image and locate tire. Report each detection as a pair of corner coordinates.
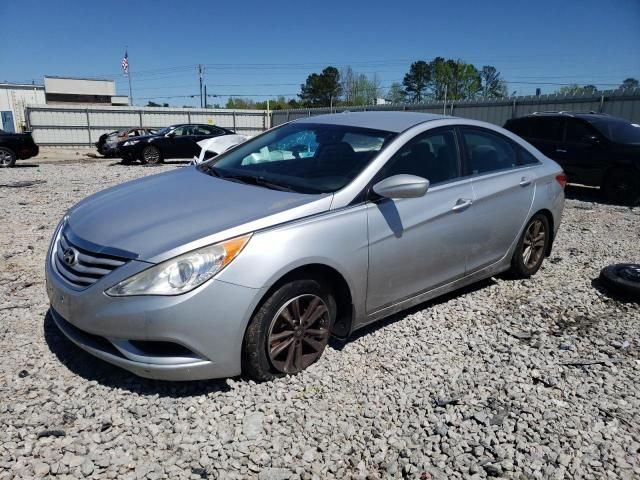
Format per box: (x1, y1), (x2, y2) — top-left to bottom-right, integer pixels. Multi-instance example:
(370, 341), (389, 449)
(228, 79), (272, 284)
(599, 264), (640, 300)
(602, 167), (640, 206)
(242, 278), (336, 381)
(508, 213), (550, 279)
(140, 145), (163, 165)
(0, 147), (16, 168)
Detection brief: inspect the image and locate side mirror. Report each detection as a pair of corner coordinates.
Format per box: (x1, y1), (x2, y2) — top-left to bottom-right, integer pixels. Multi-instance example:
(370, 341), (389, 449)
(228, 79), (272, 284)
(372, 174), (429, 199)
(582, 134), (600, 145)
(165, 130), (176, 138)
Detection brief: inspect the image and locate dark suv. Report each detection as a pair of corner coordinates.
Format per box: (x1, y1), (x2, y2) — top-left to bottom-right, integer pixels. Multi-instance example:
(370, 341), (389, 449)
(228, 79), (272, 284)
(504, 112), (640, 204)
(0, 129), (39, 167)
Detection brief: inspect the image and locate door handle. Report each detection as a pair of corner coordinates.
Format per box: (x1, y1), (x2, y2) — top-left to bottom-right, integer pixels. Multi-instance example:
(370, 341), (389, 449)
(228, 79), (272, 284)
(452, 198), (473, 212)
(556, 148), (567, 153)
(519, 176), (532, 187)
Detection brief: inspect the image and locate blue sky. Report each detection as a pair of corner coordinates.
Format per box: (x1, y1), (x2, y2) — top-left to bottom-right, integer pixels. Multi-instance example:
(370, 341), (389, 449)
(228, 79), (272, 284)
(2, 0), (639, 106)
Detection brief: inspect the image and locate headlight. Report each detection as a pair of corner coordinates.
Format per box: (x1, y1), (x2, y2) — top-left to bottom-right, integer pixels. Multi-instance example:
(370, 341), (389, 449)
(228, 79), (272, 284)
(105, 234), (251, 296)
(123, 139), (140, 147)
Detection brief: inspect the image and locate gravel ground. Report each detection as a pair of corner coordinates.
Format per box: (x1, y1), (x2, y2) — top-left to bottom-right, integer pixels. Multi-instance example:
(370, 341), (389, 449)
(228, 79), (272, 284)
(1, 156), (639, 480)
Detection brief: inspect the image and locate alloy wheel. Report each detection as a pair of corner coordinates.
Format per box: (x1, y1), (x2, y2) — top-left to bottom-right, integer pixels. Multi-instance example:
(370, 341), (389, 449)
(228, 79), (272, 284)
(0, 149), (13, 167)
(522, 219), (546, 269)
(267, 294), (330, 374)
(143, 146), (160, 164)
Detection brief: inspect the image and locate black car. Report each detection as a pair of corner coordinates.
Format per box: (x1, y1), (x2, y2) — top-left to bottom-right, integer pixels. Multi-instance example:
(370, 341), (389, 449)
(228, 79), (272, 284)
(118, 124), (235, 165)
(504, 112), (640, 204)
(0, 129), (39, 168)
(95, 128), (157, 157)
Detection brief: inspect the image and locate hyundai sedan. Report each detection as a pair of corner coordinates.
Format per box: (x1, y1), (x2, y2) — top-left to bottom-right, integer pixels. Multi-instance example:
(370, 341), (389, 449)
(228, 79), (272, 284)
(46, 112), (565, 381)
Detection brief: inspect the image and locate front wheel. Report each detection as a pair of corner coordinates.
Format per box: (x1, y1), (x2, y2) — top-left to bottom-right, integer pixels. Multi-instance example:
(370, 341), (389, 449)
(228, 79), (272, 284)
(508, 213), (550, 278)
(242, 279), (335, 381)
(602, 168), (640, 206)
(140, 145), (163, 165)
(0, 147), (16, 167)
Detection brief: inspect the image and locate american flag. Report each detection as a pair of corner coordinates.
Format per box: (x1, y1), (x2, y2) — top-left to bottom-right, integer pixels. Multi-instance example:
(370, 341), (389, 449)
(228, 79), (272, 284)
(121, 51), (129, 75)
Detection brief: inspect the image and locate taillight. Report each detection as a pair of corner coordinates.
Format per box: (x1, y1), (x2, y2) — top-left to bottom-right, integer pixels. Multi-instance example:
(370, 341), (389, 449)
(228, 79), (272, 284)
(555, 173), (567, 189)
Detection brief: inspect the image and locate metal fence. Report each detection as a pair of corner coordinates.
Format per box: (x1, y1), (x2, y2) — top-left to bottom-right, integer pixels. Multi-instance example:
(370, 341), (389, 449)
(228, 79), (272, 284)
(25, 105), (269, 146)
(272, 89), (640, 127)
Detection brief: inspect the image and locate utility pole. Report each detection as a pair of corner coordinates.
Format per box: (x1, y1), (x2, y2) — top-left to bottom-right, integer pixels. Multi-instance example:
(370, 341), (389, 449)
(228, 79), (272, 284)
(198, 64), (204, 108)
(204, 85), (207, 108)
(443, 84), (447, 115)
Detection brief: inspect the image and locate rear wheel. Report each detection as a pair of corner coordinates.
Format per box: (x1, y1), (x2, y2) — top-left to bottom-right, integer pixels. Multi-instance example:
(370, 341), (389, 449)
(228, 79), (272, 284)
(242, 279), (335, 381)
(141, 145), (163, 165)
(602, 167), (640, 206)
(0, 147), (16, 168)
(508, 213), (550, 278)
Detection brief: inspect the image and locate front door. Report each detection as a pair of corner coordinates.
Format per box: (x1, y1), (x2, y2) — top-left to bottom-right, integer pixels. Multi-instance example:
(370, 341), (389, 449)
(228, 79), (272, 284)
(166, 125), (198, 158)
(366, 127), (473, 313)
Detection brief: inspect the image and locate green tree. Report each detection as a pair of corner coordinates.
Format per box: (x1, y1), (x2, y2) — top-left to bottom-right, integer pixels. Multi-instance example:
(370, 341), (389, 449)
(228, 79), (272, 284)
(299, 66), (342, 107)
(226, 97), (257, 109)
(340, 67), (381, 106)
(479, 65), (507, 98)
(620, 78), (639, 90)
(430, 57), (481, 100)
(386, 82), (407, 103)
(556, 84), (598, 95)
(255, 96), (297, 110)
(402, 61), (431, 102)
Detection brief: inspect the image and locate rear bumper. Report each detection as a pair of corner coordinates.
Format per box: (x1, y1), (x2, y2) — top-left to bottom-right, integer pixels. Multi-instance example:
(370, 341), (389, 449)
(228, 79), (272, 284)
(17, 144), (38, 160)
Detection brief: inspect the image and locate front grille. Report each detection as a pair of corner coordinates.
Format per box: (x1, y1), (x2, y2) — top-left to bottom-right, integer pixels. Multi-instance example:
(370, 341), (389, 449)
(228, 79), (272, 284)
(53, 230), (128, 289)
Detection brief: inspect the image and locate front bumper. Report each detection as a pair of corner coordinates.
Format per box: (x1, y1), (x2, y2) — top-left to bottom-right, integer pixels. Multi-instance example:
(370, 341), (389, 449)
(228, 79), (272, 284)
(45, 249), (265, 381)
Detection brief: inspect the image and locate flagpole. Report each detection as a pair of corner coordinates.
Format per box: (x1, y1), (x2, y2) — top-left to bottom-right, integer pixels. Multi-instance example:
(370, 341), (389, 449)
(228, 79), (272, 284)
(127, 48), (134, 106)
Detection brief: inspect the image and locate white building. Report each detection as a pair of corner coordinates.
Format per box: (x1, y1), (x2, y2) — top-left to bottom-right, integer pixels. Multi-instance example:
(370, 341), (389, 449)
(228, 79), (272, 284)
(44, 76), (128, 106)
(0, 83), (46, 132)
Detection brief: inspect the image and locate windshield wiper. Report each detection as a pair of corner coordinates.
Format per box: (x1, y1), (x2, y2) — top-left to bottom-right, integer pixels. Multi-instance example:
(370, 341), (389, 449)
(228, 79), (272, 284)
(199, 164), (223, 178)
(222, 173), (296, 192)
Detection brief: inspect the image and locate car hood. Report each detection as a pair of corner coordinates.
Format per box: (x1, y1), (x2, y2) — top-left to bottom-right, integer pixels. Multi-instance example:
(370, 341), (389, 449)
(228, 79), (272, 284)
(67, 166), (332, 262)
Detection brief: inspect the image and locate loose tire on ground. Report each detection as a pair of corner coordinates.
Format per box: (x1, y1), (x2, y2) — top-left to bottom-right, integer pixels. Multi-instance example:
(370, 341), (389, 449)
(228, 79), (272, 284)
(602, 167), (640, 206)
(242, 278), (336, 381)
(599, 264), (640, 300)
(0, 147), (16, 168)
(508, 213), (550, 279)
(141, 145), (163, 165)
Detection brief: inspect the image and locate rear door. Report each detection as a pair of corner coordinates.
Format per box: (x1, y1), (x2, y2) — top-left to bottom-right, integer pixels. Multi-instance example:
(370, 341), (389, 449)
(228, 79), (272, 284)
(460, 127), (535, 273)
(366, 127), (473, 312)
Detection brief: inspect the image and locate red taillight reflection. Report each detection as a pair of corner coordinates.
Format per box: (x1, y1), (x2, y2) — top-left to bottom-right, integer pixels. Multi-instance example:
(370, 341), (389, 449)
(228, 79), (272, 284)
(556, 173), (567, 189)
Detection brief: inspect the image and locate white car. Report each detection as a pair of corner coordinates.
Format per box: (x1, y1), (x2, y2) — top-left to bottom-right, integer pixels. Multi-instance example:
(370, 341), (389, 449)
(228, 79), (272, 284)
(191, 134), (250, 165)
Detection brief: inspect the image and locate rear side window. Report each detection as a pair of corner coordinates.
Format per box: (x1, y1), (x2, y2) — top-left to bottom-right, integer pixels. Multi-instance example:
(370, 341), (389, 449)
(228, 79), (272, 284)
(516, 145), (540, 165)
(529, 117), (564, 141)
(461, 128), (518, 175)
(380, 128), (460, 185)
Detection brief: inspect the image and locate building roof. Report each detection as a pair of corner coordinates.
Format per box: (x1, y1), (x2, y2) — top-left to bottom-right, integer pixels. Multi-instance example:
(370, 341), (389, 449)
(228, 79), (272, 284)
(44, 75), (114, 83)
(0, 83), (45, 89)
(292, 111), (447, 132)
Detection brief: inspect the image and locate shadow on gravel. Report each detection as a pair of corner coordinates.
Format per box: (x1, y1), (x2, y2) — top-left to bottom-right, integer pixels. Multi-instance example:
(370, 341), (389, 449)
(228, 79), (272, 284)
(565, 184), (639, 207)
(12, 163), (40, 168)
(43, 311), (231, 397)
(591, 277), (639, 304)
(331, 278), (496, 350)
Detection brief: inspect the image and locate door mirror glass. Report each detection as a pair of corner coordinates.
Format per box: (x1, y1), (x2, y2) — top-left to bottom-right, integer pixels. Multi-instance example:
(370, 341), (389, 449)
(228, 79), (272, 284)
(372, 174), (429, 199)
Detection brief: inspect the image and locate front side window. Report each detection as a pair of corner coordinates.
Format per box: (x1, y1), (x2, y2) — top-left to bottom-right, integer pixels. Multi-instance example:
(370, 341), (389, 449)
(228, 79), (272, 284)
(565, 119), (598, 144)
(379, 129), (460, 185)
(462, 128), (518, 175)
(202, 123), (395, 194)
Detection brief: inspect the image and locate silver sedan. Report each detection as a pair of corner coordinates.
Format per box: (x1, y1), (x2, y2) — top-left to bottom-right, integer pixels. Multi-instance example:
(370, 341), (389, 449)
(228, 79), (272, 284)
(45, 112), (565, 381)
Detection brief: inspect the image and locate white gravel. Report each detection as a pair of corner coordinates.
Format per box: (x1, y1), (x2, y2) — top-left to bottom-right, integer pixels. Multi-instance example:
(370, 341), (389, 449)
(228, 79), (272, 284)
(1, 156), (639, 479)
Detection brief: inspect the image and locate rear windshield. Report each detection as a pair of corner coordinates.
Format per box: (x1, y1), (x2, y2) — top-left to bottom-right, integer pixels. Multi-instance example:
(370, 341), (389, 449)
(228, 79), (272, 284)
(589, 118), (640, 144)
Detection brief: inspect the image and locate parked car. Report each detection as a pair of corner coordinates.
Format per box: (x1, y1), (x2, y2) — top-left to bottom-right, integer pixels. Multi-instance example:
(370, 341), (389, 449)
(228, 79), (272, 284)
(504, 112), (640, 204)
(46, 112), (565, 381)
(190, 134), (251, 165)
(118, 124), (235, 164)
(0, 128), (39, 167)
(95, 128), (157, 158)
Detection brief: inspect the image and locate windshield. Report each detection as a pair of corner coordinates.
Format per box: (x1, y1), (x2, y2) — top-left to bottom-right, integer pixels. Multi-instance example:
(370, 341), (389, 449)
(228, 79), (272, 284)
(154, 126), (171, 136)
(590, 118), (640, 144)
(199, 123), (395, 194)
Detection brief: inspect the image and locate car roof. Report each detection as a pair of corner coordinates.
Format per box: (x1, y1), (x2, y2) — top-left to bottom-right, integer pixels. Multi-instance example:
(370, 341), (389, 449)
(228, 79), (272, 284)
(514, 112), (619, 122)
(291, 111), (448, 133)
